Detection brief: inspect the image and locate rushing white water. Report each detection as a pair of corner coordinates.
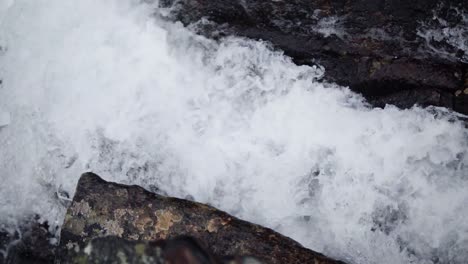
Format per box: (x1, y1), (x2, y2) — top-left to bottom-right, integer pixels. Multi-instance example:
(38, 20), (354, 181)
(1, 0), (468, 263)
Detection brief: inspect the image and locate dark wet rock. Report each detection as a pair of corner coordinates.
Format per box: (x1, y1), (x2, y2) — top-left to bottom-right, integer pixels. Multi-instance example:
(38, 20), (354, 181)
(59, 235), (263, 264)
(162, 0), (468, 114)
(0, 110), (9, 129)
(58, 172), (345, 264)
(0, 217), (56, 264)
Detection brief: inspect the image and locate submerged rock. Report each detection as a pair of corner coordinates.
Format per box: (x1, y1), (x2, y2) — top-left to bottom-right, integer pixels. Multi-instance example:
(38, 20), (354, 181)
(58, 172), (345, 264)
(162, 0), (468, 114)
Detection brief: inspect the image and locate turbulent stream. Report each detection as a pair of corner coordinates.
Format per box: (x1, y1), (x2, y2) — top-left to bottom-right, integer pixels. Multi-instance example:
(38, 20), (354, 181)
(1, 0), (468, 263)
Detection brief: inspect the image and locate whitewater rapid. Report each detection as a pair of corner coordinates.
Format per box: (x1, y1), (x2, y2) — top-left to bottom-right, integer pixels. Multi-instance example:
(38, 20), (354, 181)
(1, 0), (467, 263)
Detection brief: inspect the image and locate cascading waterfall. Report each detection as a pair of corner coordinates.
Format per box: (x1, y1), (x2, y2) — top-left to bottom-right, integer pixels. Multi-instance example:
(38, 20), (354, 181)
(0, 0), (467, 263)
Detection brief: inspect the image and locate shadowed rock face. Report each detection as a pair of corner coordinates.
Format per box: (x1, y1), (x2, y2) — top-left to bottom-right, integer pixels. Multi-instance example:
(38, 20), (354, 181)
(161, 0), (468, 114)
(59, 235), (265, 264)
(58, 173), (345, 264)
(0, 217), (57, 264)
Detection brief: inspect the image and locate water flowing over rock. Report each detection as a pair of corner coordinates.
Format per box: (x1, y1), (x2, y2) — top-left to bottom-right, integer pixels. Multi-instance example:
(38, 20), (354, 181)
(59, 236), (264, 264)
(58, 173), (345, 264)
(0, 217), (57, 264)
(162, 0), (468, 114)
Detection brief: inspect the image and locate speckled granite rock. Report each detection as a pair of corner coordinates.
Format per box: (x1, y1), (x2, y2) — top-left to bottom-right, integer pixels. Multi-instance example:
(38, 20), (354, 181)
(58, 173), (345, 264)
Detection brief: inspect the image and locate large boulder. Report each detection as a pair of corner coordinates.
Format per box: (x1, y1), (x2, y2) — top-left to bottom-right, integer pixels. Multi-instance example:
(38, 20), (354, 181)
(58, 173), (345, 264)
(162, 0), (468, 114)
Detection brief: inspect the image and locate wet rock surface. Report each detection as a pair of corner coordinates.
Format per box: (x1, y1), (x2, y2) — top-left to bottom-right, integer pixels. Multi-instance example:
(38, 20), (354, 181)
(161, 0), (468, 114)
(58, 172), (345, 264)
(60, 235), (262, 264)
(0, 217), (57, 264)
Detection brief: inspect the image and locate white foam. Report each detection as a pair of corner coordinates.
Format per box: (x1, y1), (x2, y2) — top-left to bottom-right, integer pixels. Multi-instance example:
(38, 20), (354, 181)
(0, 111), (9, 127)
(0, 1), (467, 263)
